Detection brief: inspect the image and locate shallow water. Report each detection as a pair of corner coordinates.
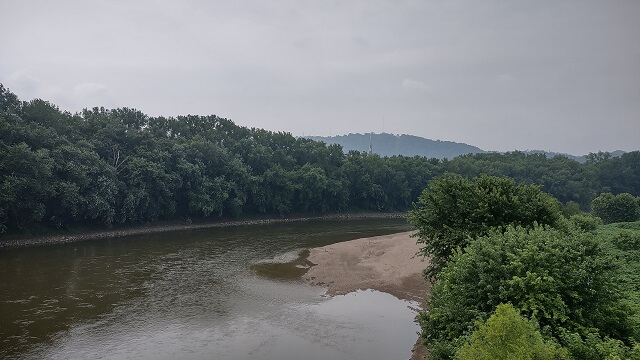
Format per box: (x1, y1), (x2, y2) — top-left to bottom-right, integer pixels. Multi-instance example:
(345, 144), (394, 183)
(0, 218), (419, 359)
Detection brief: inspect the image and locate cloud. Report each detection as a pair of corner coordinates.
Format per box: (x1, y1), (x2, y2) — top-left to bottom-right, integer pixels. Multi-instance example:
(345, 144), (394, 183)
(4, 71), (113, 111)
(352, 36), (371, 49)
(7, 69), (67, 103)
(496, 73), (515, 83)
(401, 78), (432, 92)
(1, 0), (638, 154)
(74, 82), (108, 96)
(73, 82), (114, 109)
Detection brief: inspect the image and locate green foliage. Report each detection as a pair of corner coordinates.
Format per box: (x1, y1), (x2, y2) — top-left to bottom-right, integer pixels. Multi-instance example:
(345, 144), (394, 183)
(563, 201), (582, 217)
(407, 174), (562, 277)
(1, 85), (434, 233)
(420, 225), (637, 360)
(610, 221), (640, 232)
(444, 151), (602, 209)
(592, 192), (640, 224)
(596, 222), (640, 348)
(609, 230), (640, 251)
(569, 214), (602, 232)
(455, 303), (568, 360)
(0, 142), (54, 229)
(558, 330), (640, 360)
(1, 83), (640, 233)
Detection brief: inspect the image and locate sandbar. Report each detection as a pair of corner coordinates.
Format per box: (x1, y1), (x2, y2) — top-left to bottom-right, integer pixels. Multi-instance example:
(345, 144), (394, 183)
(301, 230), (431, 359)
(302, 230), (430, 302)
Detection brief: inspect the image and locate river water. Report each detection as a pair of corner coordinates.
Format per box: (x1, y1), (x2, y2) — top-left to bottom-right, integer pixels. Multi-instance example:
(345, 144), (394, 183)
(0, 219), (419, 360)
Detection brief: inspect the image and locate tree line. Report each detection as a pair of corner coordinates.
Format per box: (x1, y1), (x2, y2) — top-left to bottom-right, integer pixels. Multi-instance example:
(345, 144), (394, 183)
(1, 83), (639, 234)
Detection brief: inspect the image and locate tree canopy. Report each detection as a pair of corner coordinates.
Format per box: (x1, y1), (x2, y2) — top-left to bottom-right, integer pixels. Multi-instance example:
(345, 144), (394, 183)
(455, 303), (568, 360)
(421, 225), (638, 359)
(1, 84), (639, 234)
(591, 192), (640, 224)
(407, 174), (562, 277)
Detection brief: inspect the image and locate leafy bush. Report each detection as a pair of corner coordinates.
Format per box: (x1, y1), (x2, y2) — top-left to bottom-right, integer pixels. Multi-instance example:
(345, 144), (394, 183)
(592, 192), (640, 224)
(420, 225), (637, 359)
(612, 221), (640, 232)
(558, 329), (640, 360)
(407, 174), (562, 277)
(569, 213), (602, 232)
(563, 201), (582, 218)
(455, 303), (567, 360)
(610, 230), (640, 251)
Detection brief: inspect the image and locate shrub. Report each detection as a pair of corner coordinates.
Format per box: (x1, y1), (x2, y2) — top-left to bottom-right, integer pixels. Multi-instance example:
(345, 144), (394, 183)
(610, 230), (640, 251)
(591, 192), (640, 224)
(407, 174), (561, 277)
(420, 225), (636, 359)
(563, 201), (582, 218)
(455, 303), (567, 360)
(569, 214), (602, 232)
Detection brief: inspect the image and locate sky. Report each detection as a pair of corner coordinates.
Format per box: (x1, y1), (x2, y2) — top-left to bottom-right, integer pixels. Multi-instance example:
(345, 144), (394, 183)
(1, 0), (638, 155)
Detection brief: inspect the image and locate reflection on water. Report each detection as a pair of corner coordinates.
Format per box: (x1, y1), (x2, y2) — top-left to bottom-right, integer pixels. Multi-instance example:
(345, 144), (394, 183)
(0, 219), (416, 360)
(251, 249), (314, 280)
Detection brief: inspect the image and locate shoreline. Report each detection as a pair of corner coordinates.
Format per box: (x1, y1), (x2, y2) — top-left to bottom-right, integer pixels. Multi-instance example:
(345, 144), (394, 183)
(299, 231), (431, 360)
(0, 212), (405, 250)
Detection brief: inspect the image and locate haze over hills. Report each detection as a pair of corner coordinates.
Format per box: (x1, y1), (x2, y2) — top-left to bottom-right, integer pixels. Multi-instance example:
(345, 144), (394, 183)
(522, 149), (626, 163)
(307, 133), (485, 159)
(308, 133), (626, 162)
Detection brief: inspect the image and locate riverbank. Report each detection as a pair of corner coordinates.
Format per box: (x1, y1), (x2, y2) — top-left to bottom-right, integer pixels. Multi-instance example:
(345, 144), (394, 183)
(0, 212), (405, 249)
(301, 231), (431, 359)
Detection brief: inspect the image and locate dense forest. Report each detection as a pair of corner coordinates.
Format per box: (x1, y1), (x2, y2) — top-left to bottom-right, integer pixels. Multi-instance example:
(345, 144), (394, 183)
(522, 149), (626, 164)
(1, 83), (639, 235)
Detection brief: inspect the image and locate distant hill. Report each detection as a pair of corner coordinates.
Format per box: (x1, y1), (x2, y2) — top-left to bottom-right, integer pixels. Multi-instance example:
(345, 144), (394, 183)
(308, 133), (625, 162)
(307, 133), (485, 159)
(523, 149), (626, 163)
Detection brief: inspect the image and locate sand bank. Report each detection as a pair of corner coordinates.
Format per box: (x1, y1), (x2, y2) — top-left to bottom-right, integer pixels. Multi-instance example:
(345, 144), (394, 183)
(300, 231), (431, 359)
(302, 231), (430, 302)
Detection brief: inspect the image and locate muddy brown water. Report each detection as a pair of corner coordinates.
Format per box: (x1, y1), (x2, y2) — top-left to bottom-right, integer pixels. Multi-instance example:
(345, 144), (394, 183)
(0, 218), (421, 360)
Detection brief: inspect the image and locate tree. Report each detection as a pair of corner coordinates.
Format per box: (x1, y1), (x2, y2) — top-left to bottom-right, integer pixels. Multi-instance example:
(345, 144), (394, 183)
(2, 82), (640, 234)
(563, 201), (581, 217)
(420, 225), (635, 360)
(0, 142), (54, 230)
(407, 174), (562, 277)
(568, 214), (602, 232)
(591, 192), (640, 224)
(294, 164), (329, 212)
(455, 303), (567, 360)
(251, 165), (295, 215)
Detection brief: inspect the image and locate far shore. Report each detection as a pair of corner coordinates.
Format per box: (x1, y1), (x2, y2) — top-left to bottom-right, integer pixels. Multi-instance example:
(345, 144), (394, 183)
(0, 212), (405, 250)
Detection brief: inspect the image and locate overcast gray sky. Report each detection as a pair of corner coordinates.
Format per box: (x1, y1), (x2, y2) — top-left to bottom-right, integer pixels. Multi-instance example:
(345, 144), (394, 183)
(1, 0), (638, 154)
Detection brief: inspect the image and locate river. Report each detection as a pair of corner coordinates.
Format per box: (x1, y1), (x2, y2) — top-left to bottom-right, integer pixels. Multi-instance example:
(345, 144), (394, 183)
(0, 218), (419, 360)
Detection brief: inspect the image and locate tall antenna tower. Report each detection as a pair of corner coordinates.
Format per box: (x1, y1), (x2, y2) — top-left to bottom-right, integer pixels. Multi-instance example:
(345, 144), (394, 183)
(368, 132), (373, 155)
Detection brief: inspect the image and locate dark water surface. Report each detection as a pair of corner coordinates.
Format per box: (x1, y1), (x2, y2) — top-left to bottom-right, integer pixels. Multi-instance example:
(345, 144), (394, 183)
(0, 219), (419, 360)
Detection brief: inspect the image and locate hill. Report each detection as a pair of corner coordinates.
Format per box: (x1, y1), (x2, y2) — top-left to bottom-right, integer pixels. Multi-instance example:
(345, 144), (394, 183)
(307, 133), (485, 159)
(308, 133), (626, 162)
